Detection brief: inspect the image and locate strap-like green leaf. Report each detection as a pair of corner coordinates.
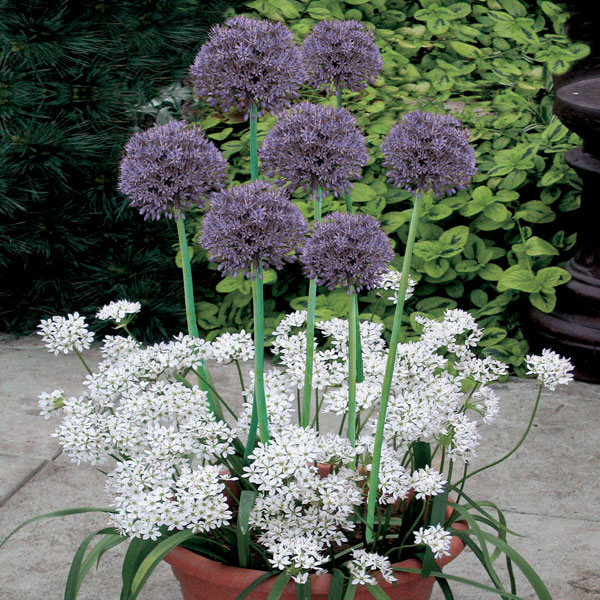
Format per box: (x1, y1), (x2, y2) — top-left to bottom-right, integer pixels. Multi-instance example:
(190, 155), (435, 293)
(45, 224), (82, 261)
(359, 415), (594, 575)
(328, 569), (345, 600)
(393, 566), (523, 599)
(296, 580), (311, 600)
(366, 584), (391, 600)
(342, 583), (357, 600)
(234, 570), (279, 600)
(267, 572), (292, 600)
(120, 537), (160, 600)
(64, 527), (119, 600)
(237, 490), (257, 568)
(128, 530), (197, 600)
(0, 507), (116, 551)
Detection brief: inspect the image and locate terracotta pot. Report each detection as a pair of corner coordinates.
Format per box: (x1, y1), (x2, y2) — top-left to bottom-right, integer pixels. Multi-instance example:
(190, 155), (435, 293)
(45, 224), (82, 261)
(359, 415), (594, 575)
(164, 511), (467, 600)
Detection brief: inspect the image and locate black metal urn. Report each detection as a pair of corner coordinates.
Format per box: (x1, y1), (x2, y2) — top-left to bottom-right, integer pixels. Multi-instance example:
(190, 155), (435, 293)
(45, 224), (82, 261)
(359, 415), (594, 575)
(528, 3), (600, 381)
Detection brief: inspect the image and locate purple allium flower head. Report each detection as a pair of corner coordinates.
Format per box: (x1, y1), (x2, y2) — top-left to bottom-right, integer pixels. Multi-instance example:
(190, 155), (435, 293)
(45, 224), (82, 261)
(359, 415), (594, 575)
(381, 110), (477, 198)
(190, 16), (305, 118)
(302, 20), (383, 94)
(259, 102), (369, 197)
(200, 181), (308, 279)
(118, 121), (228, 221)
(301, 212), (393, 293)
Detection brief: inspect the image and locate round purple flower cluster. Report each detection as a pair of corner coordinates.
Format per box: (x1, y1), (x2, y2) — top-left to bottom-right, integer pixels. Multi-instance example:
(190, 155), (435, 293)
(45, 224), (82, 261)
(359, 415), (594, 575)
(302, 20), (383, 94)
(259, 102), (369, 197)
(119, 121), (228, 221)
(200, 181), (308, 279)
(190, 16), (305, 118)
(301, 212), (393, 293)
(381, 110), (477, 198)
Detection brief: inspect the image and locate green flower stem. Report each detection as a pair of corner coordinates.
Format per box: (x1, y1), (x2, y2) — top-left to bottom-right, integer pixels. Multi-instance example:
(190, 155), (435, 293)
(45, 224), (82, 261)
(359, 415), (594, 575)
(458, 384), (544, 484)
(347, 286), (358, 449)
(336, 82), (364, 385)
(250, 102), (258, 181)
(366, 190), (422, 542)
(175, 212), (221, 420)
(301, 186), (323, 428)
(252, 262), (269, 444)
(244, 101), (263, 458)
(73, 348), (92, 376)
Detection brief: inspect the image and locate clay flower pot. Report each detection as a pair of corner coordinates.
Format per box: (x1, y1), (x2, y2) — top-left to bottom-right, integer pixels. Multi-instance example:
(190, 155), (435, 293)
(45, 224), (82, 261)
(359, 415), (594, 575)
(164, 514), (467, 600)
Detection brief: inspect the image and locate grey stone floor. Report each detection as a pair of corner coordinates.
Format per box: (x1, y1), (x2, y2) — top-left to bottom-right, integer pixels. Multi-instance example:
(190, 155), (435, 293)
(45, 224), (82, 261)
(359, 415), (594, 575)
(0, 333), (599, 599)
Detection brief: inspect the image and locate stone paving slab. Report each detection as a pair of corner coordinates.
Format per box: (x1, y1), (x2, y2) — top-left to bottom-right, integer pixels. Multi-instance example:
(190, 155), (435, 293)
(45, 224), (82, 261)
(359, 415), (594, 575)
(0, 334), (599, 599)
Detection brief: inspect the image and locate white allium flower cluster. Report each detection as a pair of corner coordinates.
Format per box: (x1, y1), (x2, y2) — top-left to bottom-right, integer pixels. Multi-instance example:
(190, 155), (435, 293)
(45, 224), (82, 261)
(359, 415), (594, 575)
(96, 300), (141, 324)
(244, 425), (362, 582)
(347, 549), (396, 586)
(37, 313), (94, 355)
(414, 524), (453, 559)
(40, 325), (252, 540)
(38, 388), (65, 419)
(376, 269), (416, 304)
(525, 349), (574, 390)
(211, 330), (254, 363)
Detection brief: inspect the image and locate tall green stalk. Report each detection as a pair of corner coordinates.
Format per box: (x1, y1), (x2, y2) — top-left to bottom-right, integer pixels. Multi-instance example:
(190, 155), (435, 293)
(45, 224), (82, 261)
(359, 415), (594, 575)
(301, 186), (323, 428)
(347, 286), (358, 449)
(337, 82), (364, 385)
(365, 190), (422, 541)
(250, 102), (258, 181)
(175, 213), (220, 419)
(252, 262), (269, 444)
(245, 100), (264, 457)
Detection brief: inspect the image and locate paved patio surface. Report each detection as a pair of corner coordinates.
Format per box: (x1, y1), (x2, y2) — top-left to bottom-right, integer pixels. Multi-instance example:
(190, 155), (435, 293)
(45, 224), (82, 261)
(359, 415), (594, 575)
(0, 333), (599, 599)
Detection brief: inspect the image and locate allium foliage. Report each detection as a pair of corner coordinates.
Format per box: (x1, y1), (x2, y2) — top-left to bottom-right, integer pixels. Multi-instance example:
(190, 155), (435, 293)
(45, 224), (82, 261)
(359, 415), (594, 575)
(301, 212), (393, 292)
(200, 181), (308, 278)
(381, 110), (477, 197)
(259, 102), (368, 197)
(302, 20), (383, 94)
(190, 16), (305, 117)
(118, 121), (228, 221)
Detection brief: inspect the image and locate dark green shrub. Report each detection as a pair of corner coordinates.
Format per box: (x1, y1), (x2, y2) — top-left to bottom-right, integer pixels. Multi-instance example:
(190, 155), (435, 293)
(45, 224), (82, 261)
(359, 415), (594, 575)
(0, 0), (239, 341)
(188, 0), (586, 369)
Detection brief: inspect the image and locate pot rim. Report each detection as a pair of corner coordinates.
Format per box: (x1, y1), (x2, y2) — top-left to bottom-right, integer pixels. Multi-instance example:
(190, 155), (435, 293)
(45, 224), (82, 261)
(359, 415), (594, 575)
(164, 519), (468, 595)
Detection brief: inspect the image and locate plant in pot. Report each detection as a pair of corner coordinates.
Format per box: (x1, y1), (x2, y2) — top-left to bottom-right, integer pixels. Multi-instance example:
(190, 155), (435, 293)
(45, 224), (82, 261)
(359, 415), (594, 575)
(2, 16), (575, 600)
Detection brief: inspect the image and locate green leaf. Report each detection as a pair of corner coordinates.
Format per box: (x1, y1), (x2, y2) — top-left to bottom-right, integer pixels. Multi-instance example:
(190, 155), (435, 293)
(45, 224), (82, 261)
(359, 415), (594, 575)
(479, 327), (507, 347)
(381, 210), (411, 233)
(216, 276), (243, 293)
(449, 41), (481, 59)
(129, 530), (198, 599)
(65, 528), (120, 600)
(471, 289), (488, 307)
(514, 201), (555, 224)
(366, 584), (391, 600)
(307, 6), (332, 19)
(423, 258), (450, 278)
(530, 291), (556, 312)
(414, 240), (443, 261)
(0, 507), (116, 551)
(524, 236), (559, 257)
(342, 584), (357, 600)
(296, 581), (311, 600)
(121, 537), (159, 600)
(439, 226), (469, 257)
(498, 0), (527, 17)
(208, 127), (233, 141)
(350, 182), (376, 203)
(235, 571), (280, 600)
(328, 569), (345, 600)
(497, 265), (541, 293)
(237, 490), (257, 568)
(267, 572), (292, 599)
(479, 263), (503, 281)
(536, 266), (571, 291)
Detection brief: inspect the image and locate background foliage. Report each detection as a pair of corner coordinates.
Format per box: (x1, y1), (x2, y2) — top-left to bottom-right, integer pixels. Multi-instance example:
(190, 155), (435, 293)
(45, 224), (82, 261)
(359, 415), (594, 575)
(0, 0), (239, 341)
(187, 0), (586, 370)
